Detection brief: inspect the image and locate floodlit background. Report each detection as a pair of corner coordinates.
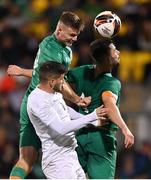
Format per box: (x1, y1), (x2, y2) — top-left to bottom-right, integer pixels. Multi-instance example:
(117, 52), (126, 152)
(0, 0), (151, 178)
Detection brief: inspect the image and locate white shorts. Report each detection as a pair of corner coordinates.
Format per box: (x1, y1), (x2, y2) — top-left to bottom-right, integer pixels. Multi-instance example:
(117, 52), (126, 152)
(42, 151), (86, 179)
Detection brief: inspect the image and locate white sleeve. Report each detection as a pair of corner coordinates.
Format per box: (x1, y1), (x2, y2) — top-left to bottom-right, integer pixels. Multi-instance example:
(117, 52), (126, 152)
(67, 106), (84, 119)
(30, 101), (99, 136)
(67, 106), (98, 126)
(49, 110), (99, 135)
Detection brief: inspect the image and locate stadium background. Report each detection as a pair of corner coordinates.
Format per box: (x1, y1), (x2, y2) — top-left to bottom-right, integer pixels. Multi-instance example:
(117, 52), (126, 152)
(0, 0), (151, 178)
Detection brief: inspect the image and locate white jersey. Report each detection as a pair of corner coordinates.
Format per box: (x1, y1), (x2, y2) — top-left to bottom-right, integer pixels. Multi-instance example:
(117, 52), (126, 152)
(27, 87), (98, 178)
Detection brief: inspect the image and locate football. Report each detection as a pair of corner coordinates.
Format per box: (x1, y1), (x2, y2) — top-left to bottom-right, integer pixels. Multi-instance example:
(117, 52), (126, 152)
(94, 11), (121, 38)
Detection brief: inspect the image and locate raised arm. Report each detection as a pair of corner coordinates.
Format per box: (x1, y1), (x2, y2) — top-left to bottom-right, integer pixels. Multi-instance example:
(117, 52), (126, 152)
(102, 91), (134, 148)
(7, 65), (33, 78)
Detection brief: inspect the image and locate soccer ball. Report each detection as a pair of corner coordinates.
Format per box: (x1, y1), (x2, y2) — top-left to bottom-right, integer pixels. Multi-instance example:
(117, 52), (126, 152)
(94, 11), (121, 38)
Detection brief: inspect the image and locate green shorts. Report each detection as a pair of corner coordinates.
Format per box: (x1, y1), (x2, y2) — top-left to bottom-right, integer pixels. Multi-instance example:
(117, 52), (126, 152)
(19, 95), (41, 151)
(75, 128), (117, 179)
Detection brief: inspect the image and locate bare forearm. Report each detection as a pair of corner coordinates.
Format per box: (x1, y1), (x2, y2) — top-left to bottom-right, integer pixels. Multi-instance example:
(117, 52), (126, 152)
(61, 82), (81, 104)
(7, 65), (33, 78)
(20, 68), (33, 77)
(102, 93), (134, 148)
(61, 82), (91, 107)
(107, 103), (129, 131)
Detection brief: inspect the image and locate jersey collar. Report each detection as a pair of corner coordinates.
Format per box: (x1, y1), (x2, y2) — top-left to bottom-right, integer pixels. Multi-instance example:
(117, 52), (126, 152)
(52, 33), (66, 48)
(104, 73), (112, 77)
(93, 65), (112, 78)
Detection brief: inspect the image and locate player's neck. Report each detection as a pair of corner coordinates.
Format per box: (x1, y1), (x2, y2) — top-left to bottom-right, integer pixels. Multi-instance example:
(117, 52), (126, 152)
(94, 65), (111, 77)
(38, 84), (54, 94)
(54, 30), (62, 43)
(54, 31), (59, 40)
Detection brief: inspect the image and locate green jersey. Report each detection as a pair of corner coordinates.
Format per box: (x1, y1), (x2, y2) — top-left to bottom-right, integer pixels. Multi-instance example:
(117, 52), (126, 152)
(19, 34), (72, 149)
(67, 64), (121, 131)
(26, 34), (72, 96)
(20, 33), (72, 127)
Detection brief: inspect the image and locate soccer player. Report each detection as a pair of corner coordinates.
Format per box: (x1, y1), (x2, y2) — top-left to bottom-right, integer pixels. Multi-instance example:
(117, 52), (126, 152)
(66, 38), (134, 179)
(27, 61), (108, 179)
(7, 11), (94, 179)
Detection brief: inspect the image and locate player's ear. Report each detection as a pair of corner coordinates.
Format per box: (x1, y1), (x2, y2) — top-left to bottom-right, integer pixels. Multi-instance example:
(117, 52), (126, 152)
(58, 22), (63, 32)
(58, 27), (62, 33)
(48, 79), (55, 88)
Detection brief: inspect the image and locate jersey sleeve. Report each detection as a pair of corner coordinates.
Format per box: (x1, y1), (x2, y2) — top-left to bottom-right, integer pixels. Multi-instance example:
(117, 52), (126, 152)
(102, 79), (121, 96)
(101, 79), (121, 106)
(28, 96), (99, 136)
(48, 110), (98, 135)
(67, 106), (84, 119)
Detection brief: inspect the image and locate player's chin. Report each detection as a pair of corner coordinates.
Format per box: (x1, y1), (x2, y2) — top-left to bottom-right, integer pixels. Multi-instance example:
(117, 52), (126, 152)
(116, 58), (120, 64)
(66, 41), (73, 46)
(54, 85), (62, 92)
(59, 85), (63, 92)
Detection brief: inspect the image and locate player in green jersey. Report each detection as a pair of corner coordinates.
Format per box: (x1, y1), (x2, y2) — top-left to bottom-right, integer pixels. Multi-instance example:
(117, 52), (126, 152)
(67, 38), (134, 179)
(7, 11), (93, 179)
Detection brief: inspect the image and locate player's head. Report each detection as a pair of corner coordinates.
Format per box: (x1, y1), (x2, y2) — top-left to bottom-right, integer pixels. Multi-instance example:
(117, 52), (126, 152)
(39, 61), (67, 91)
(55, 11), (84, 46)
(90, 39), (120, 69)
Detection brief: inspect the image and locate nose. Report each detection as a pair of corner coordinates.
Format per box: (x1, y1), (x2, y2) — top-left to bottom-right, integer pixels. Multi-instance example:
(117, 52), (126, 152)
(62, 79), (65, 84)
(73, 36), (77, 41)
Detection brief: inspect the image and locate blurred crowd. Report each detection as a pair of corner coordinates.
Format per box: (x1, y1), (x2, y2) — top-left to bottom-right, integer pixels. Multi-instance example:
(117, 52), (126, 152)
(0, 0), (151, 178)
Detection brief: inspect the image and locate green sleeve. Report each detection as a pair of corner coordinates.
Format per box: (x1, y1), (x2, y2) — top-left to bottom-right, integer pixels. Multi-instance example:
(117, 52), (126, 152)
(102, 79), (121, 106)
(102, 79), (121, 96)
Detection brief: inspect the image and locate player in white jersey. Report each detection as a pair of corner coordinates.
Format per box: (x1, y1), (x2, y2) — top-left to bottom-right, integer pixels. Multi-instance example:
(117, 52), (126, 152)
(27, 61), (108, 179)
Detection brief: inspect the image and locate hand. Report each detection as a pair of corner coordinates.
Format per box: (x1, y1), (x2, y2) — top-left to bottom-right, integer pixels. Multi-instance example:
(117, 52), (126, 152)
(98, 118), (110, 126)
(122, 128), (134, 148)
(7, 65), (23, 76)
(95, 105), (109, 126)
(77, 96), (91, 107)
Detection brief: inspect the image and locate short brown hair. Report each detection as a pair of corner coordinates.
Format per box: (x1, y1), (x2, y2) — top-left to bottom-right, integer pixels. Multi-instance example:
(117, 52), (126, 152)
(39, 61), (67, 82)
(59, 11), (84, 31)
(90, 39), (112, 63)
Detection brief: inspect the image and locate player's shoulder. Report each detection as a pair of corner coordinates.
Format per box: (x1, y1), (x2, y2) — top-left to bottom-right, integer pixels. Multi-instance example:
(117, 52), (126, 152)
(103, 73), (121, 86)
(28, 88), (42, 102)
(67, 65), (93, 80)
(108, 75), (121, 88)
(40, 35), (55, 48)
(40, 34), (67, 51)
(110, 75), (120, 81)
(70, 64), (93, 72)
(28, 88), (49, 105)
(40, 34), (61, 52)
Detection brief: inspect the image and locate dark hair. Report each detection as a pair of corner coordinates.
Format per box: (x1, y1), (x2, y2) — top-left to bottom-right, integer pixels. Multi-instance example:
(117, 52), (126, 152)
(90, 38), (113, 64)
(39, 61), (67, 82)
(59, 11), (84, 31)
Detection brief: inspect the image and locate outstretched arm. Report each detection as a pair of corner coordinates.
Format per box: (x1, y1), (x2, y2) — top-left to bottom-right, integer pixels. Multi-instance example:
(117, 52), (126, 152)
(28, 102), (101, 136)
(102, 91), (134, 148)
(68, 106), (109, 126)
(7, 65), (33, 78)
(49, 110), (99, 135)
